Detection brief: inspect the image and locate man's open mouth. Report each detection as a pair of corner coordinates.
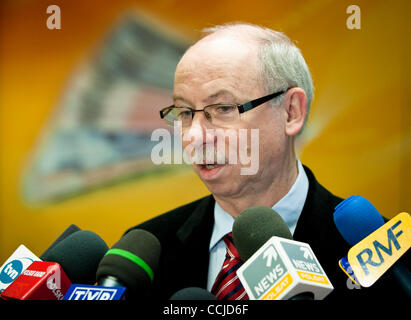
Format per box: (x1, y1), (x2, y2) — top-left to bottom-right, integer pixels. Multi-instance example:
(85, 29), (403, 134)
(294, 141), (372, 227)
(203, 164), (222, 170)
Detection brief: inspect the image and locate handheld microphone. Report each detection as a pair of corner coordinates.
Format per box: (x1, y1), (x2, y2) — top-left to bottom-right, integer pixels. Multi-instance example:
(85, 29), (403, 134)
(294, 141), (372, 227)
(0, 245), (41, 295)
(96, 229), (161, 299)
(170, 287), (217, 300)
(233, 206), (292, 262)
(40, 224), (81, 260)
(1, 261), (72, 300)
(334, 196), (411, 296)
(44, 230), (109, 284)
(233, 206), (333, 300)
(1, 230), (109, 300)
(334, 196), (385, 245)
(0, 225), (80, 297)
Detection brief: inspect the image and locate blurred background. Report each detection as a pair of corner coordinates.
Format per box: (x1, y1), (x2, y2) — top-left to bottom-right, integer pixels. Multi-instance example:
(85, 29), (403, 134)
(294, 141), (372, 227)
(0, 0), (409, 262)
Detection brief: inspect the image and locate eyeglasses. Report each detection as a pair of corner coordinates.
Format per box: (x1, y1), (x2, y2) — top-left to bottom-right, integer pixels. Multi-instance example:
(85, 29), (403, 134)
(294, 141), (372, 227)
(159, 88), (292, 127)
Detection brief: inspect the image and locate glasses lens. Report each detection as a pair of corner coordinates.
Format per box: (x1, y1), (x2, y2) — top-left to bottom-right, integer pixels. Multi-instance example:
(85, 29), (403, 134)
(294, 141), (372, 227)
(163, 107), (192, 126)
(206, 104), (239, 125)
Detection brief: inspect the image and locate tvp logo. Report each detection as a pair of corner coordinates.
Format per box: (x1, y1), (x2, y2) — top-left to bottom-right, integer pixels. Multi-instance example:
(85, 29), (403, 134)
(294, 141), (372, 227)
(63, 284), (126, 300)
(348, 212), (411, 287)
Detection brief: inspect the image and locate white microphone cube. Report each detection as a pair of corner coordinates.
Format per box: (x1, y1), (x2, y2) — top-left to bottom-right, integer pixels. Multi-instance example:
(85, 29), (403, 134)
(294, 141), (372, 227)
(237, 236), (333, 300)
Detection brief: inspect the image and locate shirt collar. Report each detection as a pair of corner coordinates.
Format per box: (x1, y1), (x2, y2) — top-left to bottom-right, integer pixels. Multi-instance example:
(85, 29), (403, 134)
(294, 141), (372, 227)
(209, 159), (309, 251)
(273, 159), (309, 235)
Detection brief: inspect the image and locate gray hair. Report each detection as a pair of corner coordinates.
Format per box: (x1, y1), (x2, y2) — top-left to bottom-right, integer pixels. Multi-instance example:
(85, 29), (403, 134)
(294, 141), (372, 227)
(201, 23), (314, 123)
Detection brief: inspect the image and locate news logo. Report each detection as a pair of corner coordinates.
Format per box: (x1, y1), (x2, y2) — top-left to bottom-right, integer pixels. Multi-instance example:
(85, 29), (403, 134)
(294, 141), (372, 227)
(237, 237), (333, 300)
(63, 284), (126, 300)
(348, 212), (411, 287)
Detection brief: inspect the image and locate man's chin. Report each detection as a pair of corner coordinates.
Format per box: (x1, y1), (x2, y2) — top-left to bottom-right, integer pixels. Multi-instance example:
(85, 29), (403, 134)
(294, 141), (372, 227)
(193, 164), (238, 195)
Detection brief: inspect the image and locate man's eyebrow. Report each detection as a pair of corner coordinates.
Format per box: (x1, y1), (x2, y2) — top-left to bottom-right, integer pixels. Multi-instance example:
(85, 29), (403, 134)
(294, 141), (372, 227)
(205, 89), (237, 103)
(173, 89), (238, 107)
(173, 95), (194, 106)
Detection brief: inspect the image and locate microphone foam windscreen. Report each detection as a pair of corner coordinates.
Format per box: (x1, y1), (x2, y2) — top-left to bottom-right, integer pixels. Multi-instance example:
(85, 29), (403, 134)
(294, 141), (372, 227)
(44, 230), (109, 284)
(170, 287), (217, 300)
(333, 195), (385, 246)
(232, 206), (292, 262)
(40, 224), (81, 260)
(96, 229), (161, 294)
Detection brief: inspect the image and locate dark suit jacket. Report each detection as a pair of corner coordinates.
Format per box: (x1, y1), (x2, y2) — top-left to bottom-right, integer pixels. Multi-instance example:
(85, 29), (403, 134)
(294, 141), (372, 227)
(126, 165), (408, 301)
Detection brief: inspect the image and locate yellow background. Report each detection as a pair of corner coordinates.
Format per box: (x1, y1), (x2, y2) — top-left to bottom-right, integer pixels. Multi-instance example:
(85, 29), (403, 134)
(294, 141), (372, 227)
(0, 0), (410, 262)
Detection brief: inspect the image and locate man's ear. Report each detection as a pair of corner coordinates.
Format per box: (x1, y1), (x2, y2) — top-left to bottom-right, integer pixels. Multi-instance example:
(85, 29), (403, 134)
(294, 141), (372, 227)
(284, 88), (307, 137)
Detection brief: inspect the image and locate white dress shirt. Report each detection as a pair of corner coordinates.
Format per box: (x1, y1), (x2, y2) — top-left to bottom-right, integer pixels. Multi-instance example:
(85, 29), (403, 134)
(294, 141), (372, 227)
(206, 159), (309, 291)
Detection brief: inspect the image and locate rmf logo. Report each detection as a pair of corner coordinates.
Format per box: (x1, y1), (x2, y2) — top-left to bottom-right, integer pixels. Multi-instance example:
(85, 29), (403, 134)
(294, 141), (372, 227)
(348, 212), (411, 287)
(356, 220), (403, 275)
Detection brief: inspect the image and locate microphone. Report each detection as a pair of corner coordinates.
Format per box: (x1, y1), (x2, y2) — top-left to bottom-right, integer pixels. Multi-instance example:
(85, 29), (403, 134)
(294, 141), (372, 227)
(170, 287), (217, 300)
(96, 229), (161, 299)
(1, 230), (109, 300)
(40, 224), (81, 260)
(0, 245), (41, 294)
(1, 225), (79, 297)
(233, 206), (333, 300)
(334, 196), (411, 296)
(43, 230), (109, 284)
(334, 196), (385, 245)
(232, 206), (293, 262)
(1, 261), (72, 300)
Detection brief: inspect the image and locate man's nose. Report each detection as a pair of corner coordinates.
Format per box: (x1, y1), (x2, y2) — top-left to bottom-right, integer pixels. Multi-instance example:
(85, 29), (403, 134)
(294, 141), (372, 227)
(183, 112), (215, 147)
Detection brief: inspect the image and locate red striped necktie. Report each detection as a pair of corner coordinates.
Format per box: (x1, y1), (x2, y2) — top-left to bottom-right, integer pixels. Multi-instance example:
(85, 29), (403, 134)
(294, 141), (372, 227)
(211, 232), (249, 300)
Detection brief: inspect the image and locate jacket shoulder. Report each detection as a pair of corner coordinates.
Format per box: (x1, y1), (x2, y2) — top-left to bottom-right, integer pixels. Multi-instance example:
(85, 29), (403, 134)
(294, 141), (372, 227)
(124, 195), (213, 240)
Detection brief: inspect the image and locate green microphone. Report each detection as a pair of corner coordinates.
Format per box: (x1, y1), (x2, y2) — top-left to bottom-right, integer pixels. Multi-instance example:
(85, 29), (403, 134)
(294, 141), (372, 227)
(96, 229), (161, 297)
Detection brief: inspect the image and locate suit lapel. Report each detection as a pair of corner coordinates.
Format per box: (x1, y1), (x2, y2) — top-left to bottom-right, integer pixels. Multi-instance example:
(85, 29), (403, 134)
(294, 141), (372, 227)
(294, 165), (341, 243)
(293, 165), (351, 297)
(174, 195), (215, 288)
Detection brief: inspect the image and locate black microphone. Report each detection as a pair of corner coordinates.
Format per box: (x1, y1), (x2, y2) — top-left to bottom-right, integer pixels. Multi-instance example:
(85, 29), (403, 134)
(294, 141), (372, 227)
(170, 287), (217, 300)
(44, 230), (109, 284)
(232, 206), (293, 262)
(233, 206), (333, 300)
(96, 229), (161, 298)
(40, 224), (81, 260)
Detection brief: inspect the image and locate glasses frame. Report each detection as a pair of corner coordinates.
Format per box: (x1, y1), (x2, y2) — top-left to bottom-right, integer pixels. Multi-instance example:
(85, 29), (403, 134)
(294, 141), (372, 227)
(159, 88), (293, 125)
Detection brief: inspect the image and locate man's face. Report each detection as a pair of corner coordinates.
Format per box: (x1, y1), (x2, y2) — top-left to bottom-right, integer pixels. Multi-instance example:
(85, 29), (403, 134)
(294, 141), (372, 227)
(173, 36), (289, 199)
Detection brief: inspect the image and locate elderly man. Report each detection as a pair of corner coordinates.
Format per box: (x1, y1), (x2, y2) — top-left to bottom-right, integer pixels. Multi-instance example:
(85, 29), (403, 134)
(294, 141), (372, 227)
(126, 23), (403, 300)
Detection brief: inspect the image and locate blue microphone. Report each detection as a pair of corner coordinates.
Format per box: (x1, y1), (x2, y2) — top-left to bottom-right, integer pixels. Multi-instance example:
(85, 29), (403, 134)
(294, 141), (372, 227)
(334, 195), (385, 245)
(333, 195), (411, 298)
